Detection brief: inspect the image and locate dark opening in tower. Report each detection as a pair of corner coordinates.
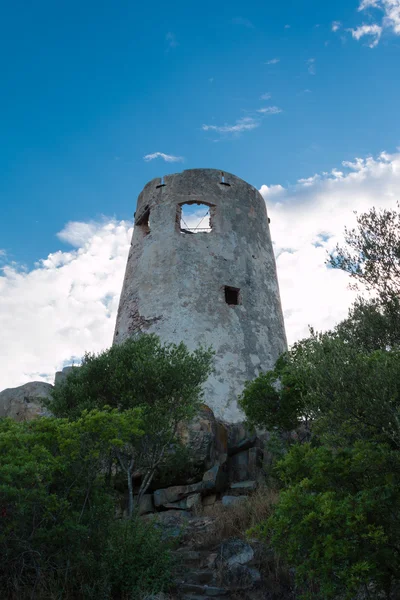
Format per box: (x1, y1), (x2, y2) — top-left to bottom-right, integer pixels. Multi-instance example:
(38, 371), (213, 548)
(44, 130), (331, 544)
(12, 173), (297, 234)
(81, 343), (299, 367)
(179, 202), (213, 234)
(135, 206), (151, 234)
(224, 286), (240, 305)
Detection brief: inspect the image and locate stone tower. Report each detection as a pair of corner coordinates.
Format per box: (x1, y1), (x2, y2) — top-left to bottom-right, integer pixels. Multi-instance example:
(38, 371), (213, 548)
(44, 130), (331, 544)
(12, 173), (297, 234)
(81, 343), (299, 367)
(114, 169), (287, 422)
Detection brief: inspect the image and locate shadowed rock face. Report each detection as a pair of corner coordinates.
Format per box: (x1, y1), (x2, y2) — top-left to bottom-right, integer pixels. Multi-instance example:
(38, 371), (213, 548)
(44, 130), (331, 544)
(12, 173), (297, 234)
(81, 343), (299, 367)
(0, 381), (53, 421)
(114, 168), (287, 423)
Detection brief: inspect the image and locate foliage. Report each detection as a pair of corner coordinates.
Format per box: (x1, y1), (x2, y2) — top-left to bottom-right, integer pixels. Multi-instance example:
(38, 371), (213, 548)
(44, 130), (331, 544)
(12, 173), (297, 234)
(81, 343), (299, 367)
(329, 203), (400, 303)
(92, 518), (175, 599)
(0, 411), (173, 599)
(240, 204), (400, 598)
(253, 442), (400, 599)
(47, 335), (213, 420)
(334, 296), (400, 351)
(46, 335), (214, 507)
(238, 354), (306, 432)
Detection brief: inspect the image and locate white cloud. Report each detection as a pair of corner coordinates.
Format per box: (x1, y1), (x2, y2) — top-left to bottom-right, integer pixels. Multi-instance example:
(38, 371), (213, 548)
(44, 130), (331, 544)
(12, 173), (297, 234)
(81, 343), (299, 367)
(2, 152), (400, 390)
(260, 92), (272, 100)
(202, 116), (259, 135)
(57, 222), (100, 247)
(256, 106), (282, 114)
(261, 150), (400, 344)
(332, 20), (342, 31)
(0, 220), (132, 390)
(307, 58), (316, 75)
(265, 58), (280, 64)
(143, 152), (184, 163)
(349, 23), (383, 46)
(349, 0), (400, 46)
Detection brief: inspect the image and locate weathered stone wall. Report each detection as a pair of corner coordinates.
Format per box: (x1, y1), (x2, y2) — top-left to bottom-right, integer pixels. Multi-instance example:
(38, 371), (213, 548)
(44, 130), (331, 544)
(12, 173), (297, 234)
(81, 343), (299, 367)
(114, 169), (287, 422)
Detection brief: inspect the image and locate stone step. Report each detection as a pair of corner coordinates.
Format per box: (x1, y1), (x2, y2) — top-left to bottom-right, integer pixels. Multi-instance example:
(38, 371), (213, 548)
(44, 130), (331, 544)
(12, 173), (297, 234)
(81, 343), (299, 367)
(181, 595), (230, 600)
(173, 549), (217, 568)
(177, 583), (230, 596)
(229, 480), (257, 495)
(175, 568), (215, 585)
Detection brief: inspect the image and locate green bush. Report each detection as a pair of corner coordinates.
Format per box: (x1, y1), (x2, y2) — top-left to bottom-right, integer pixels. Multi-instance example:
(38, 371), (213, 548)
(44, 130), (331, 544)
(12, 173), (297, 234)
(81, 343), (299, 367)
(96, 518), (175, 599)
(254, 442), (400, 599)
(0, 413), (173, 599)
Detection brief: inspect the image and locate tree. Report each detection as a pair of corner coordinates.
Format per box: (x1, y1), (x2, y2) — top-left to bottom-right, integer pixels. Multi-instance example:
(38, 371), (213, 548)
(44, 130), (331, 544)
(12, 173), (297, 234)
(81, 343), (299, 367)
(0, 409), (174, 599)
(238, 354), (306, 432)
(256, 442), (400, 599)
(329, 204), (400, 304)
(0, 409), (139, 598)
(334, 296), (400, 352)
(46, 335), (214, 506)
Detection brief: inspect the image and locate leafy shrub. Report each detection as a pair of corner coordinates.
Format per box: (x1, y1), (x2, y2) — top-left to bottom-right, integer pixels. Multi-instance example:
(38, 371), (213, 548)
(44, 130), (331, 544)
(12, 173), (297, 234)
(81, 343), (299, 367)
(252, 442), (400, 599)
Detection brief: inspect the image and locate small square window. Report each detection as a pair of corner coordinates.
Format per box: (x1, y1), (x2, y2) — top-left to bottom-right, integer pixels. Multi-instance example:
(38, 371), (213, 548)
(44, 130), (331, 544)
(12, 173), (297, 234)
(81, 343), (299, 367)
(224, 286), (240, 305)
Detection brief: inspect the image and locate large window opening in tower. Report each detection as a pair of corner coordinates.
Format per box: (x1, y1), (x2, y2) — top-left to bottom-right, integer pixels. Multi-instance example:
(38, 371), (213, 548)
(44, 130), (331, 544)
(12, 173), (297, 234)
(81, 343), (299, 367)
(178, 202), (213, 234)
(224, 286), (240, 305)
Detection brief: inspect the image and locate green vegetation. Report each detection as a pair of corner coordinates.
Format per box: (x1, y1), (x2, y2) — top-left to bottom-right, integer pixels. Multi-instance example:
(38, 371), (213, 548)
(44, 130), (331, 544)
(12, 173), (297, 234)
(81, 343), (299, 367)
(241, 205), (400, 599)
(0, 336), (213, 599)
(46, 335), (213, 509)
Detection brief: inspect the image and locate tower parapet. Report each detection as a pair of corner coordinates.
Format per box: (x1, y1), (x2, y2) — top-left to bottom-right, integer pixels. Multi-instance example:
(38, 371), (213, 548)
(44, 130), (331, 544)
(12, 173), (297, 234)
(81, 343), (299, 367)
(114, 168), (287, 422)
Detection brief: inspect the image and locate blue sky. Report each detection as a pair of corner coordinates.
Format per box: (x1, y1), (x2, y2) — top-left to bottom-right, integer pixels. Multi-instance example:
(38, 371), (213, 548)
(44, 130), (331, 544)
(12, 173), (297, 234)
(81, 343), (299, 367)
(1, 0), (400, 388)
(1, 0), (400, 267)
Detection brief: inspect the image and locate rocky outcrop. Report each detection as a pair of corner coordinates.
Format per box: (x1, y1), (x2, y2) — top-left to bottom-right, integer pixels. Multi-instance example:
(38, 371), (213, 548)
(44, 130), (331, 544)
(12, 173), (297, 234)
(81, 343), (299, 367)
(178, 405), (228, 471)
(0, 381), (53, 421)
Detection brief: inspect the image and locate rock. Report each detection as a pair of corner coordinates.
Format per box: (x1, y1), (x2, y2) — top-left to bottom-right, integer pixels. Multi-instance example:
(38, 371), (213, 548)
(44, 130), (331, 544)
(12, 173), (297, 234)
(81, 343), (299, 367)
(220, 563), (261, 589)
(229, 480), (257, 495)
(0, 381), (53, 421)
(163, 492), (202, 511)
(227, 422), (257, 456)
(221, 495), (248, 507)
(154, 482), (203, 508)
(202, 464), (228, 493)
(178, 405), (228, 471)
(135, 493), (154, 515)
(228, 447), (263, 482)
(54, 365), (79, 386)
(216, 538), (254, 567)
(177, 583), (229, 596)
(202, 494), (217, 507)
(215, 539), (260, 590)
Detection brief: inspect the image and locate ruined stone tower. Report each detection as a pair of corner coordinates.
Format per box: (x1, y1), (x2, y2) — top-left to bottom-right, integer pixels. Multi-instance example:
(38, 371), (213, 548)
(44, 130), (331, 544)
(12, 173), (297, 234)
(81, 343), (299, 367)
(114, 169), (287, 422)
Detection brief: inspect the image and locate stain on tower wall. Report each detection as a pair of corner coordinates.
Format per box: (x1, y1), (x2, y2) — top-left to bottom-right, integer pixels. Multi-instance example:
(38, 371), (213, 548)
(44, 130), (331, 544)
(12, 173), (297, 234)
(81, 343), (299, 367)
(114, 169), (287, 423)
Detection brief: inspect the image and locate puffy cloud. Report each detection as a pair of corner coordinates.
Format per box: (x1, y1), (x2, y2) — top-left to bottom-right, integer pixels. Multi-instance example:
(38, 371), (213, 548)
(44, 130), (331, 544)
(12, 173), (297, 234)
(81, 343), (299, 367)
(349, 23), (383, 46)
(349, 0), (400, 47)
(262, 151), (400, 344)
(2, 152), (400, 389)
(265, 58), (280, 65)
(0, 221), (132, 389)
(332, 21), (342, 31)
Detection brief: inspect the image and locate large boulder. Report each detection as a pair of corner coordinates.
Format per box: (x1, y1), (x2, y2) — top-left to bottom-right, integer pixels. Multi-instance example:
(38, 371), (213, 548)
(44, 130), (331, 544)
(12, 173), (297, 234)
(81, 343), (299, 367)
(154, 482), (203, 508)
(228, 447), (263, 482)
(227, 422), (257, 456)
(0, 381), (53, 421)
(178, 405), (228, 472)
(215, 538), (261, 590)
